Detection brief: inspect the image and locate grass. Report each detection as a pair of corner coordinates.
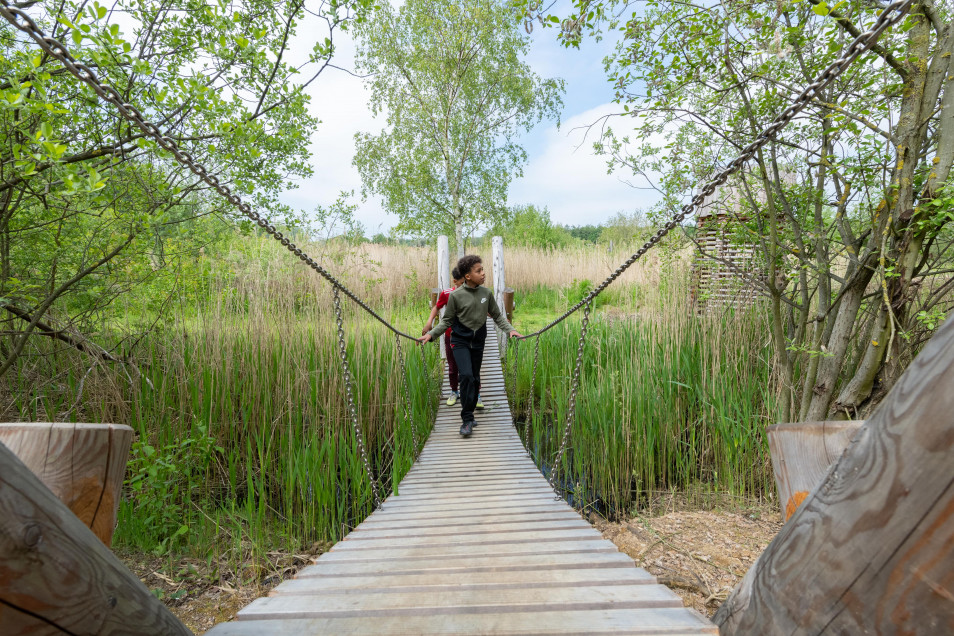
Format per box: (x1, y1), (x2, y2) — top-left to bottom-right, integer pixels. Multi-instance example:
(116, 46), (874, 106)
(112, 314), (439, 565)
(3, 236), (779, 569)
(3, 238), (442, 569)
(507, 267), (778, 517)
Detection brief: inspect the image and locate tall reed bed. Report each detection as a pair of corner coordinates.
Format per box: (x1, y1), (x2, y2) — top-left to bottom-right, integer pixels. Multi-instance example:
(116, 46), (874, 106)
(495, 243), (671, 291)
(113, 309), (438, 559)
(509, 274), (778, 515)
(111, 241), (442, 559)
(258, 238), (670, 303)
(4, 236), (441, 561)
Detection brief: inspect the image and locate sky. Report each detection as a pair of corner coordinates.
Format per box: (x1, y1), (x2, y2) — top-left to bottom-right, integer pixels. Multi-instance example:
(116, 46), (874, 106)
(278, 6), (662, 236)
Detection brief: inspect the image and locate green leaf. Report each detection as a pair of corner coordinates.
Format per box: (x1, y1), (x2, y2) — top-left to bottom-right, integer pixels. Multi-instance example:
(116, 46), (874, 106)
(811, 1), (830, 16)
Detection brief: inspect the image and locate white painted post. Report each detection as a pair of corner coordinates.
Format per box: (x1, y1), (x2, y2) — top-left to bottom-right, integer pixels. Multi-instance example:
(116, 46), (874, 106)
(492, 235), (507, 359)
(437, 235), (450, 360)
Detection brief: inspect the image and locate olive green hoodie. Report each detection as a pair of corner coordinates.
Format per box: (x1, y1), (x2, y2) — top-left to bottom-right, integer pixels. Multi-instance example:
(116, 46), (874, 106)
(427, 284), (514, 341)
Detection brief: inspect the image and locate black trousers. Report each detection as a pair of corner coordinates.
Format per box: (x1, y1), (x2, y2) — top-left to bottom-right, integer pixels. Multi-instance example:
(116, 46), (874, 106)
(450, 342), (483, 424)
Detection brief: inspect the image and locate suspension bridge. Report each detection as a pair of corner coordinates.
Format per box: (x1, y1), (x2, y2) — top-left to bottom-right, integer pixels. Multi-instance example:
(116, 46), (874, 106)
(4, 0), (954, 633)
(202, 324), (717, 634)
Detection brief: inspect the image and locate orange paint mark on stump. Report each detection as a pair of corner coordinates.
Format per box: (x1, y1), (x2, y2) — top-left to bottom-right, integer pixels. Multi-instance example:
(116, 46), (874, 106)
(785, 491), (809, 521)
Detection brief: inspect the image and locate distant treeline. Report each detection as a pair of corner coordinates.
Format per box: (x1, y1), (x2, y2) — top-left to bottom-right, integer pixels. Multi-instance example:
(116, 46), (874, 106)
(364, 205), (652, 250)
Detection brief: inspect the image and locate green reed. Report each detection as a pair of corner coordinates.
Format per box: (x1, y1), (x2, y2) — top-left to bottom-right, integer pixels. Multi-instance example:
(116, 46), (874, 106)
(112, 311), (438, 560)
(511, 307), (777, 516)
(3, 235), (441, 564)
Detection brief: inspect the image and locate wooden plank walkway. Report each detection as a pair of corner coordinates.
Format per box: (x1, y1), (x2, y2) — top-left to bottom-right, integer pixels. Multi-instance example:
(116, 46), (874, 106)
(207, 322), (716, 635)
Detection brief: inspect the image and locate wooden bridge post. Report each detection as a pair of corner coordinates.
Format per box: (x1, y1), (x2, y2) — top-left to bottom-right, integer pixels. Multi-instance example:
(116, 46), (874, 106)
(0, 422), (132, 546)
(714, 313), (954, 634)
(0, 439), (192, 634)
(492, 235), (507, 359)
(437, 235), (450, 360)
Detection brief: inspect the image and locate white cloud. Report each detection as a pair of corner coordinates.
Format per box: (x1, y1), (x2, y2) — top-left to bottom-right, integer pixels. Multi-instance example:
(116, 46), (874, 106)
(277, 15), (662, 233)
(278, 26), (394, 232)
(509, 104), (663, 226)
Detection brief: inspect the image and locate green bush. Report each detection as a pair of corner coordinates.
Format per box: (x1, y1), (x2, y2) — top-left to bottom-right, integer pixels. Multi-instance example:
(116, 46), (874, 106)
(119, 423), (222, 554)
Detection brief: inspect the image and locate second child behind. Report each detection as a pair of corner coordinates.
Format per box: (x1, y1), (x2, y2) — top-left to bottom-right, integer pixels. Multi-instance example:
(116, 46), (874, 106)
(419, 255), (521, 437)
(423, 267), (464, 406)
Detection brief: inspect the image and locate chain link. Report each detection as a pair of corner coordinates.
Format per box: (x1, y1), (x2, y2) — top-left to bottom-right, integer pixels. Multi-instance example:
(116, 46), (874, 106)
(507, 337), (520, 426)
(332, 288), (383, 507)
(524, 334), (541, 453)
(518, 0), (914, 340)
(547, 300), (592, 495)
(394, 334), (420, 456)
(418, 343), (434, 410)
(0, 0), (419, 342)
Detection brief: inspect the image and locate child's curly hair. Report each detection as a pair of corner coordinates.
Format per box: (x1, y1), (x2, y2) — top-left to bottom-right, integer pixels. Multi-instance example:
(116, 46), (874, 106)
(451, 266), (461, 280)
(456, 255), (482, 278)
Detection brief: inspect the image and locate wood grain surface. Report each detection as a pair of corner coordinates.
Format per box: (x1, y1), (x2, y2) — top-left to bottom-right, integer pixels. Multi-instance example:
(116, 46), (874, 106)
(715, 313), (954, 634)
(766, 420), (864, 521)
(0, 422), (133, 545)
(0, 440), (191, 635)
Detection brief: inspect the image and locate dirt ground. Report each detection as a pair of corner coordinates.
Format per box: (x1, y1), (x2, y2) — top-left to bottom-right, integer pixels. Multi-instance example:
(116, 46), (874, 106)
(589, 502), (782, 617)
(117, 543), (331, 634)
(120, 503), (782, 634)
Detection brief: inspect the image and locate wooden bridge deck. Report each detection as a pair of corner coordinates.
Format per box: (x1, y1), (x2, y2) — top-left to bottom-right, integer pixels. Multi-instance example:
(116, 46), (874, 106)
(207, 323), (716, 635)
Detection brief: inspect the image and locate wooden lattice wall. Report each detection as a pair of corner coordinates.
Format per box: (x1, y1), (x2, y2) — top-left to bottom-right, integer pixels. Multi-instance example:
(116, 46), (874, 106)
(689, 174), (793, 313)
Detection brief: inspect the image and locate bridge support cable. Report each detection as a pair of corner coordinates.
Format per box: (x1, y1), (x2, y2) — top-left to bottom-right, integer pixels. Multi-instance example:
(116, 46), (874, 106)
(513, 0), (915, 342)
(524, 334), (542, 454)
(501, 0), (915, 499)
(547, 300), (592, 497)
(0, 0), (448, 508)
(0, 0), (419, 345)
(506, 337), (521, 425)
(332, 288), (383, 507)
(0, 0), (916, 510)
(393, 334), (420, 458)
(418, 344), (435, 410)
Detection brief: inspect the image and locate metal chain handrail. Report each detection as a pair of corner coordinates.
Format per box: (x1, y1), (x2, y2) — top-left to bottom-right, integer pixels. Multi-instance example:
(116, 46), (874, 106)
(332, 288), (383, 507)
(507, 337), (520, 425)
(518, 0), (915, 340)
(418, 344), (435, 410)
(523, 334), (541, 453)
(547, 299), (592, 495)
(394, 334), (420, 456)
(0, 0), (914, 505)
(0, 0), (419, 342)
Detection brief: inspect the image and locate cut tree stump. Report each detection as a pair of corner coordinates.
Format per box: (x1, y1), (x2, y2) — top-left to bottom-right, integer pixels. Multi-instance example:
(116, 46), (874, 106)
(0, 422), (133, 546)
(714, 314), (954, 634)
(766, 420), (864, 521)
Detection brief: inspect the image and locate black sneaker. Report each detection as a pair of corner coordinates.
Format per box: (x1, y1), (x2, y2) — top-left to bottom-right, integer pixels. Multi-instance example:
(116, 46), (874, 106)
(459, 420), (474, 437)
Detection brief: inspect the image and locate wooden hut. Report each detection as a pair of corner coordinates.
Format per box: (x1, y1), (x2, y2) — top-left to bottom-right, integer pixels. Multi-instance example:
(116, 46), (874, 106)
(690, 182), (763, 313)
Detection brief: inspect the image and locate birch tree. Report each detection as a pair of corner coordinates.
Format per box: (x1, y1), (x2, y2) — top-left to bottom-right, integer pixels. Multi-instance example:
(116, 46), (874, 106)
(353, 0), (563, 256)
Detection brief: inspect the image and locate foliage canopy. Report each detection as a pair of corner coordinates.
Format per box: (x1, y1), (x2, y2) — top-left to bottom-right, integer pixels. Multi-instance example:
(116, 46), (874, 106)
(353, 0), (564, 256)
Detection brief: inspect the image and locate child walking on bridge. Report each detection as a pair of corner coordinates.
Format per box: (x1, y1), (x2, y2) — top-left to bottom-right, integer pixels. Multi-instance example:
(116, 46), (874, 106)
(419, 255), (521, 437)
(423, 267), (464, 406)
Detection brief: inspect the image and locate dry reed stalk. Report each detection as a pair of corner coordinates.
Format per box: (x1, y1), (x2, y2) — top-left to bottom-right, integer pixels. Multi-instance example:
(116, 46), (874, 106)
(486, 245), (670, 292)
